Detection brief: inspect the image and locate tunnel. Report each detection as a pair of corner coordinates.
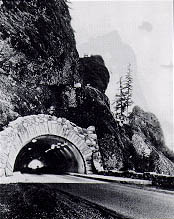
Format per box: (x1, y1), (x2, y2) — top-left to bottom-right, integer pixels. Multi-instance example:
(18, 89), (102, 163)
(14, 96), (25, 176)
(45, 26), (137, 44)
(14, 135), (86, 174)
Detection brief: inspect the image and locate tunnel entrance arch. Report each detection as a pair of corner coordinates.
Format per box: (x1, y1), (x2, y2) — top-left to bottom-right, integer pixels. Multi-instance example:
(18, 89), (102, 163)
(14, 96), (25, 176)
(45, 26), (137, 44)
(14, 135), (86, 174)
(0, 115), (101, 177)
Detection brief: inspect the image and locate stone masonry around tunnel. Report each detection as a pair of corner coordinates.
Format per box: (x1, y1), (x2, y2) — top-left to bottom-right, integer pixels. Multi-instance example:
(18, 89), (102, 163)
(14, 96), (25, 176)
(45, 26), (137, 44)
(0, 114), (103, 177)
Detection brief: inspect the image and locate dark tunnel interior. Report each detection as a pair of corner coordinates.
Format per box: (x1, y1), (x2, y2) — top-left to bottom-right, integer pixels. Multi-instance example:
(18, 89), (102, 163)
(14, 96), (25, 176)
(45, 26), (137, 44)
(14, 135), (86, 174)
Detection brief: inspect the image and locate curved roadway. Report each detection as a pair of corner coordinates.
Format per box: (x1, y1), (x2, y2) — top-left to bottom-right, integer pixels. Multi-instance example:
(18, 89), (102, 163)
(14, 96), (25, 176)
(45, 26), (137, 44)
(52, 175), (174, 219)
(1, 174), (174, 219)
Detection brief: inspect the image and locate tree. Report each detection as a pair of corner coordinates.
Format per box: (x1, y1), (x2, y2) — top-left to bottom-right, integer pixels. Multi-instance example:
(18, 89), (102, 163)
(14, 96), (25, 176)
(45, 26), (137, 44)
(113, 76), (127, 122)
(124, 63), (133, 117)
(113, 64), (133, 123)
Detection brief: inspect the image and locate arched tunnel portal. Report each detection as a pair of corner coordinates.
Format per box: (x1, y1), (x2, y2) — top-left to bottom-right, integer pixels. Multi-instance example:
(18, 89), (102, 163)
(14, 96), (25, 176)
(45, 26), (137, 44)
(14, 135), (86, 174)
(0, 115), (103, 177)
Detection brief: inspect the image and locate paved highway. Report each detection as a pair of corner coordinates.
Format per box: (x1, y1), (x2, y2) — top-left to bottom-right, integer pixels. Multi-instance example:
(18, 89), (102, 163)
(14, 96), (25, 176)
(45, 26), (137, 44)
(54, 175), (174, 219)
(1, 173), (107, 183)
(1, 174), (174, 219)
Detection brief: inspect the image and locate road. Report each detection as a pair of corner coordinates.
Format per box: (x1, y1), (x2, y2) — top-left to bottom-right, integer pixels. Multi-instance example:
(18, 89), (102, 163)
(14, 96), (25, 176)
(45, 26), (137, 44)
(1, 174), (174, 219)
(51, 175), (174, 219)
(1, 172), (108, 183)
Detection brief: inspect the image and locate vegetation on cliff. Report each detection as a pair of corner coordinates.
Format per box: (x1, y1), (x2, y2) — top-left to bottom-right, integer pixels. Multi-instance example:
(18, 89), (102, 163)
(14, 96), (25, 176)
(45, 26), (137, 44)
(0, 0), (79, 85)
(0, 0), (80, 129)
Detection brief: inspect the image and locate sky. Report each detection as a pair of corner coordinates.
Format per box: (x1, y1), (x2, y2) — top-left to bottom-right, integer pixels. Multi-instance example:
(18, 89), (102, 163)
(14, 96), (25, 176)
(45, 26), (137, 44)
(69, 0), (173, 151)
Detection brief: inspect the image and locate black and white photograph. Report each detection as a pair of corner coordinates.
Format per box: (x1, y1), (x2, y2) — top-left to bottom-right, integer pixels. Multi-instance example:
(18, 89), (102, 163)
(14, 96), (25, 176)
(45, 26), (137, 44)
(0, 0), (173, 218)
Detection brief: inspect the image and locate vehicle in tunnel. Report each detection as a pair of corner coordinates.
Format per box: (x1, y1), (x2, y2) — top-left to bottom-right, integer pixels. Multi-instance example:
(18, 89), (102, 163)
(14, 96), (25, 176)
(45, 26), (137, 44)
(14, 135), (86, 175)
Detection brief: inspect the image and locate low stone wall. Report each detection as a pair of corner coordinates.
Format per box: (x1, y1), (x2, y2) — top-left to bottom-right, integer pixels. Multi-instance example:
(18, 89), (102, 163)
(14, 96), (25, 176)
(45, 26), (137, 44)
(98, 170), (144, 179)
(144, 172), (174, 189)
(98, 170), (174, 189)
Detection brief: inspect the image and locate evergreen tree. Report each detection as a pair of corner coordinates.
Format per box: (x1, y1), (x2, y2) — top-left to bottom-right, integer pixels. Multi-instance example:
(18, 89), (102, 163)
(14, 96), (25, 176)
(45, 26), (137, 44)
(113, 64), (133, 123)
(113, 76), (127, 122)
(124, 63), (133, 117)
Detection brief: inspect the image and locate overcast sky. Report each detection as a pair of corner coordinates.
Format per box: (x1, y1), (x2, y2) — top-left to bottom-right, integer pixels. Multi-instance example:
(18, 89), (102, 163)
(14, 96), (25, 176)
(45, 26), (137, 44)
(70, 0), (173, 151)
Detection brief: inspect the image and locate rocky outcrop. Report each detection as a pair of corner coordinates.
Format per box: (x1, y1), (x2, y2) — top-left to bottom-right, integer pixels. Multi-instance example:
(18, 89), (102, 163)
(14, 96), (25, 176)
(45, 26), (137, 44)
(0, 0), (120, 171)
(79, 55), (110, 93)
(0, 1), (114, 137)
(98, 134), (124, 170)
(129, 106), (165, 152)
(126, 106), (174, 175)
(0, 0), (80, 85)
(0, 0), (80, 129)
(129, 106), (174, 163)
(96, 105), (174, 175)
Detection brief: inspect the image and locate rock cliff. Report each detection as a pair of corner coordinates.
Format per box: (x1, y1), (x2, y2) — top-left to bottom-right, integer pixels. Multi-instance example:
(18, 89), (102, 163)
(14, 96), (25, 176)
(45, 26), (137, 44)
(79, 55), (110, 93)
(0, 0), (79, 85)
(128, 106), (174, 174)
(0, 0), (80, 129)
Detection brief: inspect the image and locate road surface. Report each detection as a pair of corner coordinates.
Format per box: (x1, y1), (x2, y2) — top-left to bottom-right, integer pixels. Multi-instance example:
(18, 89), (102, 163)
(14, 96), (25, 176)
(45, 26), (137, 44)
(52, 175), (174, 219)
(1, 174), (174, 219)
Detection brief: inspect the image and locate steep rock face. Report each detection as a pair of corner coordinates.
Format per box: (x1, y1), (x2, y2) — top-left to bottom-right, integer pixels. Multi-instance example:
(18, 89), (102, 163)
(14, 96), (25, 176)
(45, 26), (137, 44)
(0, 1), (123, 172)
(96, 105), (174, 174)
(129, 106), (165, 152)
(0, 0), (79, 85)
(129, 106), (174, 163)
(98, 134), (124, 170)
(127, 106), (174, 174)
(0, 1), (114, 149)
(131, 133), (174, 174)
(61, 85), (125, 171)
(0, 0), (80, 129)
(79, 55), (110, 93)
